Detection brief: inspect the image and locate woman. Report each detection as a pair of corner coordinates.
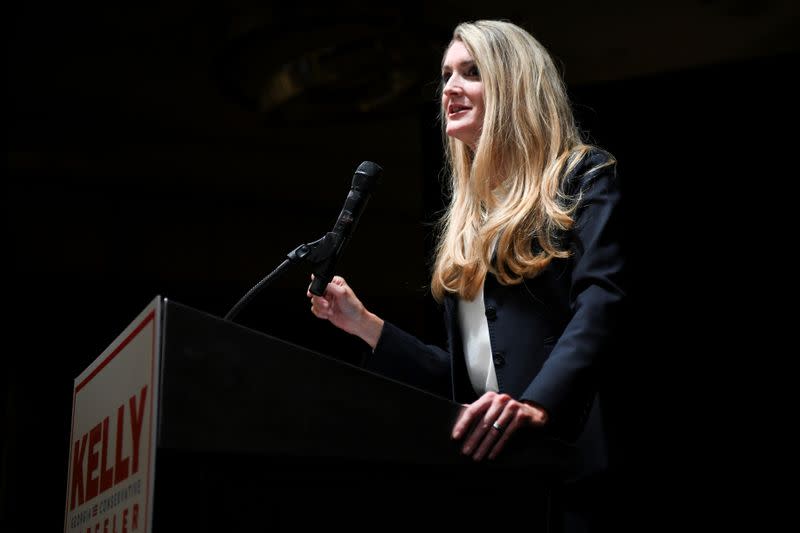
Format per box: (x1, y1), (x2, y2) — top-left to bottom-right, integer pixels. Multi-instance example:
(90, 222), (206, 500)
(309, 20), (626, 532)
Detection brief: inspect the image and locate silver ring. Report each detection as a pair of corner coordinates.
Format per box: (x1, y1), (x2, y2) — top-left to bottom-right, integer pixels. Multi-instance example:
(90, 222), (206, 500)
(491, 421), (504, 432)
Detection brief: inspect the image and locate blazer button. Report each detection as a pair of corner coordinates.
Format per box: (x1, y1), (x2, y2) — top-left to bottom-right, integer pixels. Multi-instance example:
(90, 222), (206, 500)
(485, 306), (497, 321)
(492, 352), (506, 367)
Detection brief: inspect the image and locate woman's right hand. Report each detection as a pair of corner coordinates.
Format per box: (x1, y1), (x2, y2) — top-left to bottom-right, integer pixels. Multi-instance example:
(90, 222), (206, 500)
(307, 275), (384, 349)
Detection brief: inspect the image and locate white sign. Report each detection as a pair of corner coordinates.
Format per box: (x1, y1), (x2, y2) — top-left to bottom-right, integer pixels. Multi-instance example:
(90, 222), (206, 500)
(64, 297), (161, 533)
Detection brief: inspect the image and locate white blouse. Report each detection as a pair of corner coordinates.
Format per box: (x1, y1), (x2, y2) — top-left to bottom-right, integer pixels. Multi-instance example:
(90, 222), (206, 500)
(457, 281), (499, 395)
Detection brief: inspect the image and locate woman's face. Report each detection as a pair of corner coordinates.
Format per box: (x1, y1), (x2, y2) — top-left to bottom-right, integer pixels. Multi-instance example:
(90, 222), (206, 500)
(441, 40), (485, 150)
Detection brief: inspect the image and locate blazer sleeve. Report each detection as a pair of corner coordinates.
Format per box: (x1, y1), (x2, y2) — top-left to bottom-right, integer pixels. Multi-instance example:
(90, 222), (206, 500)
(521, 155), (626, 428)
(363, 320), (452, 397)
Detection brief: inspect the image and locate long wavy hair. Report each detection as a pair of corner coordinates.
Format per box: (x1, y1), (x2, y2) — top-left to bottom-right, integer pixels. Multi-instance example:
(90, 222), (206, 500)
(431, 20), (608, 302)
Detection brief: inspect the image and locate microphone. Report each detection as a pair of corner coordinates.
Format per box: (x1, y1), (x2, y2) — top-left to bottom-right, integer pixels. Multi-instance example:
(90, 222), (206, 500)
(308, 161), (383, 296)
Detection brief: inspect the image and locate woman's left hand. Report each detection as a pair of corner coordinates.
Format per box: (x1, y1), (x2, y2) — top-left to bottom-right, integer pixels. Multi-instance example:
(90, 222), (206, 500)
(451, 391), (549, 461)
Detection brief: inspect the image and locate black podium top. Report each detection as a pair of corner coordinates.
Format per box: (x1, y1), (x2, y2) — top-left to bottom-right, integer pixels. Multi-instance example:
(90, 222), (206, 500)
(157, 298), (577, 476)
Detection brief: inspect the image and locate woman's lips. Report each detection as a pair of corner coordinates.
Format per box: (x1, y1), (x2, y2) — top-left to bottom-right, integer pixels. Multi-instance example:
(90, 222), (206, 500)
(448, 104), (471, 117)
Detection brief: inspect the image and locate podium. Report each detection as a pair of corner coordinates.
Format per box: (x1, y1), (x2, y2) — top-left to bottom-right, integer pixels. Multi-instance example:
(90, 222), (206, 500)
(65, 297), (578, 532)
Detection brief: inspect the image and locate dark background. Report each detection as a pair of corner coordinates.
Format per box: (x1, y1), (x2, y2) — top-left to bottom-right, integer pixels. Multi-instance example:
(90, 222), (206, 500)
(4, 1), (797, 530)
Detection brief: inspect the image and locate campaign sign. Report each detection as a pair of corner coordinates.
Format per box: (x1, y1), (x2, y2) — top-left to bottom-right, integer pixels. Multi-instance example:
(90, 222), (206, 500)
(64, 297), (161, 533)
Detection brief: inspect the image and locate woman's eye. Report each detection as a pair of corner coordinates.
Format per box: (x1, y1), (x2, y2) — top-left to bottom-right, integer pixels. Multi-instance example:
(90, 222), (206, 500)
(467, 66), (480, 78)
(441, 72), (451, 83)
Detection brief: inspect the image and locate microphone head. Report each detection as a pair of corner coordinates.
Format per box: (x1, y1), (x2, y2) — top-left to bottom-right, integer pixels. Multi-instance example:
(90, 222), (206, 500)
(352, 161), (383, 191)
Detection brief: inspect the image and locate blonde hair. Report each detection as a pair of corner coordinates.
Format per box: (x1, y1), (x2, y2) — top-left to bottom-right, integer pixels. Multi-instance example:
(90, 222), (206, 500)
(431, 20), (609, 302)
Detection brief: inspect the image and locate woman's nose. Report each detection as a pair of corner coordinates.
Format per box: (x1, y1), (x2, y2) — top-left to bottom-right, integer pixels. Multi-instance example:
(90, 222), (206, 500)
(443, 76), (462, 95)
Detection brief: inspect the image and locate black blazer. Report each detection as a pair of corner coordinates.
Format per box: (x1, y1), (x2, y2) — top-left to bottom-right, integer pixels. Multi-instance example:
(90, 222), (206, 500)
(366, 149), (626, 478)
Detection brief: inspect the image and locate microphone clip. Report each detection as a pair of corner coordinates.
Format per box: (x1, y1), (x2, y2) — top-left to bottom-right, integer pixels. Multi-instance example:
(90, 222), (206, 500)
(286, 232), (341, 265)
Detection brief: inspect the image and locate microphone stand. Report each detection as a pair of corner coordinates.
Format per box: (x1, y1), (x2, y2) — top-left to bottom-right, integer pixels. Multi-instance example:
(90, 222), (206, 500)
(223, 232), (341, 322)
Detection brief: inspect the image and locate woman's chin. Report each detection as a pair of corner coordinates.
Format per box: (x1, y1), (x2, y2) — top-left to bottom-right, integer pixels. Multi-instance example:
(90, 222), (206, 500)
(446, 126), (477, 147)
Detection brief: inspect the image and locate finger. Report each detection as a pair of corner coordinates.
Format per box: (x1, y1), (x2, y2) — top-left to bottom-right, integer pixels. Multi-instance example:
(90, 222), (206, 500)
(471, 424), (502, 461)
(451, 392), (501, 440)
(310, 297), (322, 313)
(313, 297), (330, 311)
(325, 283), (347, 298)
(310, 297), (331, 316)
(462, 409), (500, 456)
(468, 402), (508, 460)
(487, 416), (521, 460)
(451, 400), (486, 440)
(450, 405), (468, 440)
